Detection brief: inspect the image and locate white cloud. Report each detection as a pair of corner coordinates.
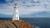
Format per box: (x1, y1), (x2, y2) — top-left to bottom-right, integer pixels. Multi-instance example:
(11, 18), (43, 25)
(0, 4), (14, 15)
(0, 0), (18, 15)
(0, 0), (50, 16)
(19, 5), (50, 15)
(5, 0), (13, 3)
(18, 0), (50, 15)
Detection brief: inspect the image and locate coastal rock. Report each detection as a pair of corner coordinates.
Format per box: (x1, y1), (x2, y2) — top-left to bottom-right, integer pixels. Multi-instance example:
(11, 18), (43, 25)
(0, 20), (34, 28)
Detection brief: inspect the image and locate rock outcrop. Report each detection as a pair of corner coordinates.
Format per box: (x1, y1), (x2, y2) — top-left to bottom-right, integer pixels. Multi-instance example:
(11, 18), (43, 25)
(0, 20), (34, 28)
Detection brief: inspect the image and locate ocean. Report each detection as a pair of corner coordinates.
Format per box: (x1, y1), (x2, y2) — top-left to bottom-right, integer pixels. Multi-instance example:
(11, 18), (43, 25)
(0, 18), (50, 28)
(20, 18), (50, 28)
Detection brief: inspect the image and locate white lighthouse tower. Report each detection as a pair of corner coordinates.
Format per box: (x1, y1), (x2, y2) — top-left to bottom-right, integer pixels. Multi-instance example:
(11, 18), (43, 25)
(12, 4), (19, 20)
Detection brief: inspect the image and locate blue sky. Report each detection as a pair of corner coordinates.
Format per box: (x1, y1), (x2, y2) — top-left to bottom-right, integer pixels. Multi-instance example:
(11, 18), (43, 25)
(0, 0), (50, 18)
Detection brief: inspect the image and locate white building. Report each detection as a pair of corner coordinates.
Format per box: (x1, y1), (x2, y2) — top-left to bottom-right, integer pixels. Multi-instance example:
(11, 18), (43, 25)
(12, 4), (19, 20)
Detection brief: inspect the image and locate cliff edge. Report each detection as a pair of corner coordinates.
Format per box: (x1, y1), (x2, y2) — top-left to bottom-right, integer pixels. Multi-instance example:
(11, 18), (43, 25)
(0, 20), (34, 28)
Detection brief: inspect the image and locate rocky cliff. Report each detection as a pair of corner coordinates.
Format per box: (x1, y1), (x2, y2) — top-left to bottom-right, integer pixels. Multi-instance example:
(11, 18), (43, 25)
(0, 20), (34, 28)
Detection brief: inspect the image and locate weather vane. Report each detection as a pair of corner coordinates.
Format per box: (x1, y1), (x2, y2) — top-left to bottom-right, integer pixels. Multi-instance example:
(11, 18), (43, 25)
(12, 3), (19, 20)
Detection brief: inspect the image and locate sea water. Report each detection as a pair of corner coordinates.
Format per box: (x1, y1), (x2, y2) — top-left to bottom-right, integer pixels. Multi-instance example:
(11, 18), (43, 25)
(20, 18), (50, 28)
(0, 18), (50, 28)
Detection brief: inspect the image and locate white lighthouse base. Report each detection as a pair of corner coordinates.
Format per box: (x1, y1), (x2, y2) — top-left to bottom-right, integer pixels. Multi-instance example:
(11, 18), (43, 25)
(12, 14), (19, 20)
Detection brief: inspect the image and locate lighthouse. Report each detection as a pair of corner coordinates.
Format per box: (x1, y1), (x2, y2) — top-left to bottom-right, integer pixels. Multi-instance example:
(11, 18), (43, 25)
(12, 4), (19, 20)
